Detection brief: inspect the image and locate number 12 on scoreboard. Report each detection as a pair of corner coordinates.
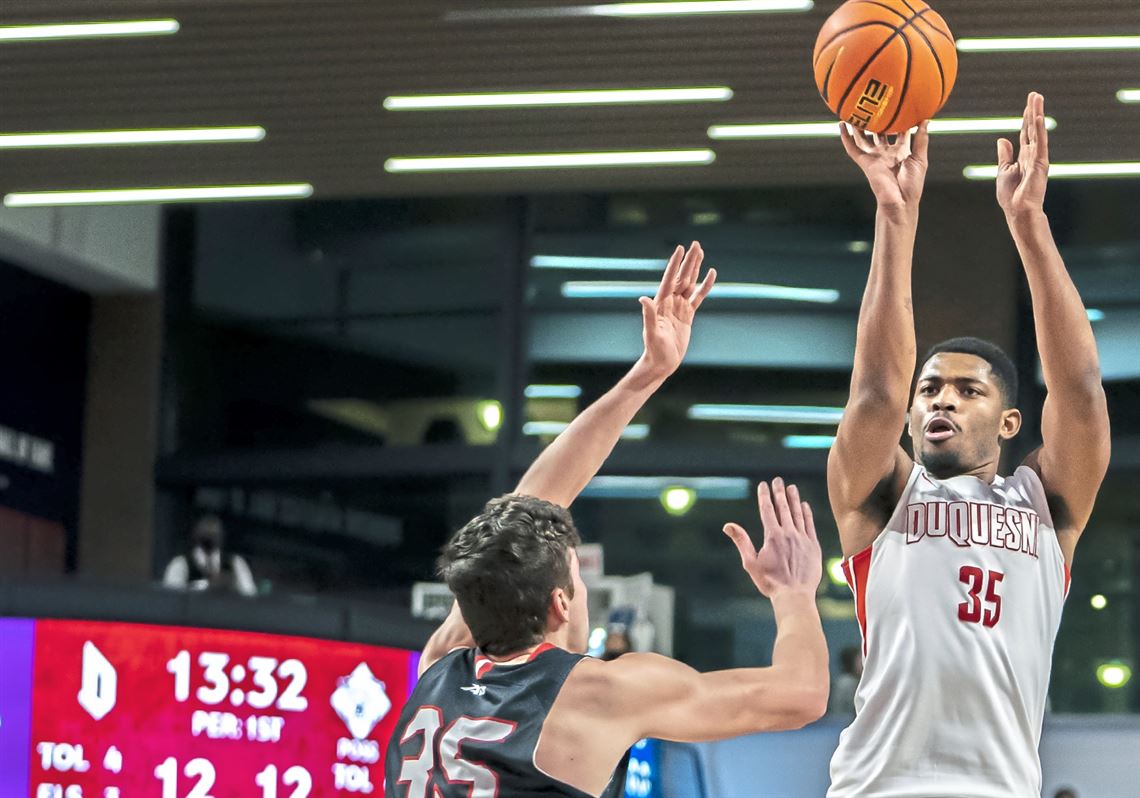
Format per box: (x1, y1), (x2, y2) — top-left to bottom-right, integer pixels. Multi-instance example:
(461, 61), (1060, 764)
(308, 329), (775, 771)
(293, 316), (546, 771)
(154, 758), (312, 798)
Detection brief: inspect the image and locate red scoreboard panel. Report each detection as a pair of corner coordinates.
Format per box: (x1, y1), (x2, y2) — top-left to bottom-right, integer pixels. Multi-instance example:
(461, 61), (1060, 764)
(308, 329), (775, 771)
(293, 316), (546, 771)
(0, 617), (420, 798)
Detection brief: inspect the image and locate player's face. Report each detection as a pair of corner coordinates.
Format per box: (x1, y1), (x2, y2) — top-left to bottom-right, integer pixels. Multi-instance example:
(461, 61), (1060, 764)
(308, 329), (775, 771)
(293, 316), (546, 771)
(566, 550), (590, 654)
(908, 353), (1021, 478)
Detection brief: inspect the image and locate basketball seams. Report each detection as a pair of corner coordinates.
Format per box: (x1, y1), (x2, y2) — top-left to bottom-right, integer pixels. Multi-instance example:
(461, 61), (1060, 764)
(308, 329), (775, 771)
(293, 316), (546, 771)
(914, 11), (954, 44)
(832, 9), (921, 131)
(879, 29), (913, 132)
(814, 21), (898, 67)
(902, 18), (946, 107)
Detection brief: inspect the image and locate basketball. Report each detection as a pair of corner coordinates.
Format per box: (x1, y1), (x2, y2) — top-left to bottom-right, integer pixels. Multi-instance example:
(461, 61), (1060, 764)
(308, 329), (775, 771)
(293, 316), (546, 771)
(813, 0), (957, 134)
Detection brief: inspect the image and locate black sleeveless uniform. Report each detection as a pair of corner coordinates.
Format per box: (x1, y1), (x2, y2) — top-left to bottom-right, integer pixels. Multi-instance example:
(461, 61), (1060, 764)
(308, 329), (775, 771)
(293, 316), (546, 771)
(384, 644), (626, 797)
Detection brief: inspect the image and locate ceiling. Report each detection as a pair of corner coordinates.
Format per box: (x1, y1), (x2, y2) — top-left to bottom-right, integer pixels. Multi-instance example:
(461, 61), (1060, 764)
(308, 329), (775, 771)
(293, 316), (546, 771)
(2, 0), (1139, 199)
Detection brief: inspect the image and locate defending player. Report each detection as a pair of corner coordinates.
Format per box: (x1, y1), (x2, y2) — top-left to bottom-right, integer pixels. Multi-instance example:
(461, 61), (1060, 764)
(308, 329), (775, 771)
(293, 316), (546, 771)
(385, 243), (829, 797)
(827, 93), (1111, 796)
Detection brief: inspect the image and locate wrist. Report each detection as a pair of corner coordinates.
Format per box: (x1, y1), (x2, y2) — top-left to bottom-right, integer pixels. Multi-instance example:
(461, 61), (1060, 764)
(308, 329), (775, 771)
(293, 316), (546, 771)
(626, 355), (672, 391)
(877, 203), (919, 227)
(768, 587), (819, 614)
(1004, 207), (1048, 228)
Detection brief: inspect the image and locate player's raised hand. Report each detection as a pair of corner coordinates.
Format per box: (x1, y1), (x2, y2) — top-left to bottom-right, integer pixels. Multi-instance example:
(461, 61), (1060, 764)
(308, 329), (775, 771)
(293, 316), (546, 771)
(723, 478), (822, 598)
(997, 92), (1050, 217)
(636, 242), (716, 380)
(839, 121), (930, 218)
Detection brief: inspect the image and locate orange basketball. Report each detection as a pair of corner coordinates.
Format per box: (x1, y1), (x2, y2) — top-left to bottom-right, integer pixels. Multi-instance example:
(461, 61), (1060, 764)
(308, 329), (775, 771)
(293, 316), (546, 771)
(813, 0), (957, 135)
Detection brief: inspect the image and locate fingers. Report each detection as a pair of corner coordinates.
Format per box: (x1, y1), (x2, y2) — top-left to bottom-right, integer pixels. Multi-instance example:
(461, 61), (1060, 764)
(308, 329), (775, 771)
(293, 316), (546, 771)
(802, 501), (818, 544)
(654, 245), (685, 303)
(771, 476), (792, 527)
(757, 481), (779, 534)
(911, 120), (930, 163)
(676, 241), (704, 297)
(690, 267), (717, 310)
(997, 138), (1015, 168)
(1020, 93), (1032, 148)
(838, 123), (863, 160)
(639, 295), (658, 330)
(847, 124), (876, 155)
(722, 523), (756, 569)
(786, 483), (806, 533)
(1035, 93), (1049, 161)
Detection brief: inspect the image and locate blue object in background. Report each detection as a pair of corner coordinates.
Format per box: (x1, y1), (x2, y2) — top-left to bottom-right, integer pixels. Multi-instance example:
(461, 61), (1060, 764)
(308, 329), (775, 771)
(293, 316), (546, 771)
(624, 738), (659, 798)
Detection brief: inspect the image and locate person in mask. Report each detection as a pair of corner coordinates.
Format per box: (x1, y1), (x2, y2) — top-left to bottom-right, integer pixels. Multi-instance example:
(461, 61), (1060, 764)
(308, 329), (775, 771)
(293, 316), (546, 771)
(162, 514), (257, 597)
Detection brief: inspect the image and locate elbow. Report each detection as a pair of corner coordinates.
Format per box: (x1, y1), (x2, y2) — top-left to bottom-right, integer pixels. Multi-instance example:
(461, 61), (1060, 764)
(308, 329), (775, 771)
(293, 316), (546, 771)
(761, 681), (829, 731)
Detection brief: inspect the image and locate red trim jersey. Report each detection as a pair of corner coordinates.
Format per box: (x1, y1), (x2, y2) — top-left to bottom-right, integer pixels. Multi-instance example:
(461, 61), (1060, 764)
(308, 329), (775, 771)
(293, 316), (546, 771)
(828, 465), (1070, 798)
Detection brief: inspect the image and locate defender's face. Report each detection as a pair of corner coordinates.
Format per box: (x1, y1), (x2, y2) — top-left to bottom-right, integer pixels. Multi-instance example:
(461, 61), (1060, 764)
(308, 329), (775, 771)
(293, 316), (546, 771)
(566, 550), (590, 654)
(908, 353), (1019, 477)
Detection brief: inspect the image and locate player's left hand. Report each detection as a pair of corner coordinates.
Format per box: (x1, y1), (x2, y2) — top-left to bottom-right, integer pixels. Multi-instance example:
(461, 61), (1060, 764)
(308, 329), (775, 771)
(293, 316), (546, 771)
(997, 92), (1050, 217)
(636, 242), (716, 379)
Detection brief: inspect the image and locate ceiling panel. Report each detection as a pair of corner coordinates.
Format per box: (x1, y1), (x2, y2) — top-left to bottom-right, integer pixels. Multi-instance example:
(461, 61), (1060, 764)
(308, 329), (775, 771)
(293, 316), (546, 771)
(2, 0), (1139, 198)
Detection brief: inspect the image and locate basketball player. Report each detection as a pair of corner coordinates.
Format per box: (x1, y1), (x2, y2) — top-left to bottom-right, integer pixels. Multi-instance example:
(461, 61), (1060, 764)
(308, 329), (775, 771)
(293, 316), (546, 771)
(385, 243), (830, 797)
(827, 93), (1111, 796)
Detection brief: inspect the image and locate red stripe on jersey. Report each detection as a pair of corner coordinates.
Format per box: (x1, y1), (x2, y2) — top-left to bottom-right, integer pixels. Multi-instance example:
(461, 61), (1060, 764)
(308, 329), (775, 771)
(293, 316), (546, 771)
(474, 642), (557, 679)
(1063, 562), (1071, 600)
(842, 546), (873, 658)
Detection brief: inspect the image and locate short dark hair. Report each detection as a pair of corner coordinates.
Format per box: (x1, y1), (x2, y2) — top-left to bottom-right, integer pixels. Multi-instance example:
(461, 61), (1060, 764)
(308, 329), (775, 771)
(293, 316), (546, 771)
(439, 495), (580, 656)
(921, 337), (1018, 408)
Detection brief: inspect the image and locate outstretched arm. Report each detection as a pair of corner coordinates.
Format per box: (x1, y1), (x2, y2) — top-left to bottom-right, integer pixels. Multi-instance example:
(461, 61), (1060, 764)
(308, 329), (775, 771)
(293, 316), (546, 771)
(589, 479), (828, 742)
(828, 124), (930, 555)
(999, 93), (1110, 558)
(514, 242), (715, 507)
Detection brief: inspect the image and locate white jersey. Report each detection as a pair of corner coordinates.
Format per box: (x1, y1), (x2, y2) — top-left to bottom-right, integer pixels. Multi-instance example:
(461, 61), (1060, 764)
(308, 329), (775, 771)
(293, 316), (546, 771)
(828, 465), (1070, 798)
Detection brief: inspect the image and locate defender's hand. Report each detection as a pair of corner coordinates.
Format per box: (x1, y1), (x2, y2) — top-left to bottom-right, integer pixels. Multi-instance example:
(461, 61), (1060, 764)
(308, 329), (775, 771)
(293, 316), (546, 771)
(636, 242), (716, 380)
(724, 478), (822, 598)
(997, 92), (1050, 218)
(840, 121), (930, 219)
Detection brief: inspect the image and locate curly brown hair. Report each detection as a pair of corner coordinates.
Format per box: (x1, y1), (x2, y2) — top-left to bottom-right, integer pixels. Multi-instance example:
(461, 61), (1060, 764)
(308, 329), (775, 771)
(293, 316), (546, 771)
(438, 494), (581, 656)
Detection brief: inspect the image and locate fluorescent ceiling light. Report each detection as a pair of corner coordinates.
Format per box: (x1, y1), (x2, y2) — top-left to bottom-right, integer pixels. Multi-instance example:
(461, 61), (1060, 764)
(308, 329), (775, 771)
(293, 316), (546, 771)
(0, 19), (179, 42)
(525, 384), (583, 399)
(582, 476), (750, 500)
(709, 117), (1056, 139)
(524, 421), (649, 439)
(385, 150), (715, 172)
(965, 162), (1140, 180)
(1118, 89), (1140, 103)
(957, 36), (1140, 52)
(782, 435), (836, 449)
(385, 87), (732, 110)
(592, 0), (813, 15)
(531, 255), (666, 271)
(0, 127), (265, 149)
(562, 280), (839, 303)
(688, 404), (844, 425)
(4, 184), (314, 207)
(1086, 309), (1105, 322)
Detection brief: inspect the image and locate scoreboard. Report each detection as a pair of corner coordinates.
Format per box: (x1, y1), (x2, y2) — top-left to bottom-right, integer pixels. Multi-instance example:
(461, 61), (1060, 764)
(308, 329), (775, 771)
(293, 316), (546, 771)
(0, 617), (419, 798)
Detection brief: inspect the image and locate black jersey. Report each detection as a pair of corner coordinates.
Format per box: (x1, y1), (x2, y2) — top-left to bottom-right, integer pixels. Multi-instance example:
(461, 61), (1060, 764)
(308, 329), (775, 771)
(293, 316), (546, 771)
(384, 643), (625, 797)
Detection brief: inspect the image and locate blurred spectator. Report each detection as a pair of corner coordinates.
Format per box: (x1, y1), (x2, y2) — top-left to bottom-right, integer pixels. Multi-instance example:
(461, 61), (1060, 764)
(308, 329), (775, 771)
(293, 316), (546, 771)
(829, 645), (863, 715)
(163, 514), (256, 597)
(601, 628), (633, 661)
(1052, 789), (1078, 798)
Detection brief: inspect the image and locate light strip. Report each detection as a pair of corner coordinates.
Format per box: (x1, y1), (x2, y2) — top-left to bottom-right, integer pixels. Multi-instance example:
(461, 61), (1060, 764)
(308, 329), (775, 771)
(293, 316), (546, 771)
(709, 117), (1057, 139)
(385, 87), (732, 110)
(3, 184), (314, 207)
(957, 36), (1140, 52)
(0, 127), (265, 149)
(1087, 309), (1105, 322)
(1118, 89), (1140, 103)
(525, 384), (583, 399)
(562, 280), (839, 303)
(782, 435), (836, 449)
(385, 150), (715, 172)
(524, 421), (649, 439)
(965, 162), (1140, 180)
(531, 255), (666, 271)
(582, 475), (750, 500)
(0, 19), (180, 42)
(592, 0), (813, 15)
(688, 404), (844, 424)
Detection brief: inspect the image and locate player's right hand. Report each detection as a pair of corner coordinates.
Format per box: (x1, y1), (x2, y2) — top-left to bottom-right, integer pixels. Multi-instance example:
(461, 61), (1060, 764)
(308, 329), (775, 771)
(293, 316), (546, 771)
(839, 120), (930, 219)
(723, 478), (822, 598)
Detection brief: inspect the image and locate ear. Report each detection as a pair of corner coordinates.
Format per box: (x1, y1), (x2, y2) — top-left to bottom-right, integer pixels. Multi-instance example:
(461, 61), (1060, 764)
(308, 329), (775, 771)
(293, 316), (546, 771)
(549, 587), (571, 627)
(999, 408), (1022, 440)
